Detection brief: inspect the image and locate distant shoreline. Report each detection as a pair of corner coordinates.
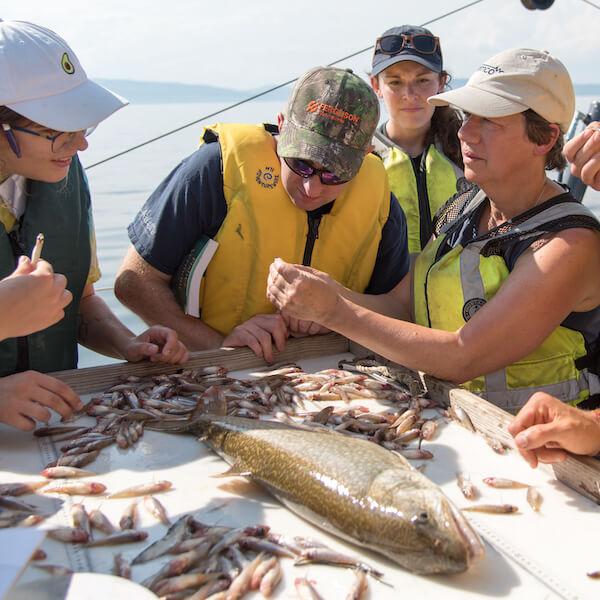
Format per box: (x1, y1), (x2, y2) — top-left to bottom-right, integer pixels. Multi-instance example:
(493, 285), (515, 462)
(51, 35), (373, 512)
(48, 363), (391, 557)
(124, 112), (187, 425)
(98, 78), (600, 104)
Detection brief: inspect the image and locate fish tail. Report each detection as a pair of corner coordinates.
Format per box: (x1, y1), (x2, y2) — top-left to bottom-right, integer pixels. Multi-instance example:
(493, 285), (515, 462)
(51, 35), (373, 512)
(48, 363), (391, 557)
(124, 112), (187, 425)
(146, 386), (227, 433)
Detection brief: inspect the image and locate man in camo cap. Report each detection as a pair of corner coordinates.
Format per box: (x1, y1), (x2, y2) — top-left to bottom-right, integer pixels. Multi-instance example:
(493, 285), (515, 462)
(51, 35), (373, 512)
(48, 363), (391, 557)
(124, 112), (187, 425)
(116, 66), (409, 361)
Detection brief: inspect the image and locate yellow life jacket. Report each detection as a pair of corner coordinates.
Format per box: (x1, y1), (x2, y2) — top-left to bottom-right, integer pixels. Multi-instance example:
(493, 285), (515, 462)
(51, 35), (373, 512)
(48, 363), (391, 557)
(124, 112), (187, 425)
(373, 130), (462, 253)
(413, 188), (600, 411)
(198, 123), (390, 335)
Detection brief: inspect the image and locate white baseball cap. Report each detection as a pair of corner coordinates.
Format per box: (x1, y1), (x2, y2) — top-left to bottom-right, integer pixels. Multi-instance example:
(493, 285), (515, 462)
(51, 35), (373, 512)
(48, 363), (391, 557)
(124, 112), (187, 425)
(428, 48), (575, 133)
(0, 19), (128, 131)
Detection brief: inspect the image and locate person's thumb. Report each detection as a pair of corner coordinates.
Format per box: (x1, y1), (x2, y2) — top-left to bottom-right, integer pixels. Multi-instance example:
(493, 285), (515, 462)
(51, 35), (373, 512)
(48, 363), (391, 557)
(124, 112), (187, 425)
(515, 422), (561, 450)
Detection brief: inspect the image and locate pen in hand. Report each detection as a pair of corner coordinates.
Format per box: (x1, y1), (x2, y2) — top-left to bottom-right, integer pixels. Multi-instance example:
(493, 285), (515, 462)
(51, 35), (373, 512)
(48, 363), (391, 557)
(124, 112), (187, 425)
(30, 233), (44, 265)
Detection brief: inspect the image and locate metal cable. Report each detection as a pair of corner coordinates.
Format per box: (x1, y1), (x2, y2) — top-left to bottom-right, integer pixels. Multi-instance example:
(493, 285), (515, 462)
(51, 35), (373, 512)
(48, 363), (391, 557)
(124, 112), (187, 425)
(580, 0), (600, 9)
(85, 0), (487, 170)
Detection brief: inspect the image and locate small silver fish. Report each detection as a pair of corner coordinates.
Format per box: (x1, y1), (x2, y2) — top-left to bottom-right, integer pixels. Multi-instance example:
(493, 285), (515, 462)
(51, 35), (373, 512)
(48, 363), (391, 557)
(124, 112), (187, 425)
(526, 487), (543, 512)
(346, 568), (368, 600)
(107, 480), (172, 499)
(483, 477), (529, 489)
(47, 527), (89, 543)
(41, 466), (97, 479)
(89, 508), (116, 535)
(85, 530), (148, 547)
(119, 501), (138, 530)
(113, 553), (131, 579)
(0, 481), (47, 496)
(42, 482), (106, 496)
(587, 571), (600, 579)
(462, 504), (519, 514)
(457, 472), (478, 500)
(451, 405), (475, 432)
(259, 557), (282, 597)
(132, 515), (194, 564)
(143, 495), (171, 525)
(295, 577), (324, 600)
(33, 564), (73, 576)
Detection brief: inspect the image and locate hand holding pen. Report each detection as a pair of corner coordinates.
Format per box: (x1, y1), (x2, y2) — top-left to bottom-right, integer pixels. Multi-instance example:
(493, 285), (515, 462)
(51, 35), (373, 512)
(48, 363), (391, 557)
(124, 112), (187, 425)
(0, 234), (73, 340)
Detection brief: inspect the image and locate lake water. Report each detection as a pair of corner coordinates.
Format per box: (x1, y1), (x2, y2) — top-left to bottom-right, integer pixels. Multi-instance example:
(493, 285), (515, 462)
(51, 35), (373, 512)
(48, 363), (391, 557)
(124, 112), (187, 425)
(78, 97), (600, 368)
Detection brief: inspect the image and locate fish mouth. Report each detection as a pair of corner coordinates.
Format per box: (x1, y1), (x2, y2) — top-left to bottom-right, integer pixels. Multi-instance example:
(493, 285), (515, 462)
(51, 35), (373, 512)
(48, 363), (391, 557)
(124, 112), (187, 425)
(447, 501), (485, 565)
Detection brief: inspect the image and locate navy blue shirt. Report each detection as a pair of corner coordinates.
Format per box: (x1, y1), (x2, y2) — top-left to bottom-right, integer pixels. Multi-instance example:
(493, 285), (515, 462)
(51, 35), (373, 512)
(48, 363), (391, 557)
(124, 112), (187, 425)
(128, 140), (410, 294)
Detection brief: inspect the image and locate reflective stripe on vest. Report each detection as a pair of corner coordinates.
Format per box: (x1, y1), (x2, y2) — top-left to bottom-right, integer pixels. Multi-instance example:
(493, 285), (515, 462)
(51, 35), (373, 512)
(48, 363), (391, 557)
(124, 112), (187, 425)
(198, 123), (391, 335)
(413, 194), (600, 410)
(373, 132), (462, 253)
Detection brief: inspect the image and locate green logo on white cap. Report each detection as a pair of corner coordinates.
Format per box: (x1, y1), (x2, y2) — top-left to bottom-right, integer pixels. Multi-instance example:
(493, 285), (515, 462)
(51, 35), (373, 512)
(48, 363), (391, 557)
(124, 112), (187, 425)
(61, 52), (75, 75)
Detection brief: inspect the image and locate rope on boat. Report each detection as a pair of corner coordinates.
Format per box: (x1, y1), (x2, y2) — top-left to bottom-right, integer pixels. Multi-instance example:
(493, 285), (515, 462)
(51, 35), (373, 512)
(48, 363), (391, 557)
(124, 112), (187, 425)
(84, 0), (487, 171)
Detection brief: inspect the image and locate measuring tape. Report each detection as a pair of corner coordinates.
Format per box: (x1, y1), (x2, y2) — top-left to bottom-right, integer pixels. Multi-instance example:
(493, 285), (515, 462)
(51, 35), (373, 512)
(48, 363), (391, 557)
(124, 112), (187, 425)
(466, 513), (579, 600)
(37, 436), (93, 573)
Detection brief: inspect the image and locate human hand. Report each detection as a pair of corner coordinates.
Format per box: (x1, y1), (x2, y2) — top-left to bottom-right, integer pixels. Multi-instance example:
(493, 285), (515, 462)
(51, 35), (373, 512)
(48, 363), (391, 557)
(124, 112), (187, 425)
(122, 325), (189, 364)
(0, 371), (81, 431)
(563, 123), (600, 191)
(222, 313), (289, 363)
(280, 312), (331, 338)
(508, 391), (600, 468)
(0, 257), (72, 340)
(267, 258), (340, 326)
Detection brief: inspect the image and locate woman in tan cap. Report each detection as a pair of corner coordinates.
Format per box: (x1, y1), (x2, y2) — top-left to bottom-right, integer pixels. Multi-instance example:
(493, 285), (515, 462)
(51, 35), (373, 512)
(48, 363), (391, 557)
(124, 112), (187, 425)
(268, 48), (600, 412)
(370, 25), (463, 254)
(0, 20), (188, 431)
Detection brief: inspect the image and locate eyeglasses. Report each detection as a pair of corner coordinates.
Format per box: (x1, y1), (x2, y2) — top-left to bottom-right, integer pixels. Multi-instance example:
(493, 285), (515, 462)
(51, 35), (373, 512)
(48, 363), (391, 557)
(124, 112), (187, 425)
(1, 123), (95, 158)
(375, 33), (440, 56)
(283, 157), (349, 186)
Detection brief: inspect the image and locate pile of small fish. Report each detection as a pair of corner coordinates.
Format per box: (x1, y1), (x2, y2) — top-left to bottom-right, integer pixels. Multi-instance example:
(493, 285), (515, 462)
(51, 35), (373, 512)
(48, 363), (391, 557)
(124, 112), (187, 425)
(34, 358), (430, 471)
(32, 498), (381, 600)
(286, 403), (438, 461)
(128, 514), (384, 598)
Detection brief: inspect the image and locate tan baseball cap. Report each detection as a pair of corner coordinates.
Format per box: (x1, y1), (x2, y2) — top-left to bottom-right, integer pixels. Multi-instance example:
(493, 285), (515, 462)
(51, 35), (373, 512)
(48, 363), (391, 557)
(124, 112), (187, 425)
(428, 48), (574, 133)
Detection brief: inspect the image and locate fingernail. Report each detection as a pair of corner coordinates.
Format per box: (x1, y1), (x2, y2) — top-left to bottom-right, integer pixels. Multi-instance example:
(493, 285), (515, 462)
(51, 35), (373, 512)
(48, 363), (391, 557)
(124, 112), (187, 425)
(515, 432), (528, 448)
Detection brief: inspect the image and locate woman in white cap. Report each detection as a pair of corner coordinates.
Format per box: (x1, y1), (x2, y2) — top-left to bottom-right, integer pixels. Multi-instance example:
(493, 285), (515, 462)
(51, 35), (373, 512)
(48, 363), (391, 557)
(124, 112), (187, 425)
(370, 25), (463, 254)
(268, 48), (600, 412)
(0, 20), (188, 431)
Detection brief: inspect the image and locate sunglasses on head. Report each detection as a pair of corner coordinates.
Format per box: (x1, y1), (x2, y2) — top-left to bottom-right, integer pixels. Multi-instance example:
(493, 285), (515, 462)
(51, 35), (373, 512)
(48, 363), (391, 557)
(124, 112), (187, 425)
(284, 157), (349, 186)
(375, 33), (440, 56)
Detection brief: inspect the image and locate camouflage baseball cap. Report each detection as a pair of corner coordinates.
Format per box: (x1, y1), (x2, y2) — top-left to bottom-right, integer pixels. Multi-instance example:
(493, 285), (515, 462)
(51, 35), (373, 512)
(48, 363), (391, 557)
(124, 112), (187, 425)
(277, 67), (379, 181)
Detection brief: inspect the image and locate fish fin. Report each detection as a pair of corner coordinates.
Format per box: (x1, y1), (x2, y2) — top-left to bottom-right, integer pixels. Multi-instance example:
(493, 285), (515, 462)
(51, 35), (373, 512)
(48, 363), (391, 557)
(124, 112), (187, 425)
(211, 461), (252, 478)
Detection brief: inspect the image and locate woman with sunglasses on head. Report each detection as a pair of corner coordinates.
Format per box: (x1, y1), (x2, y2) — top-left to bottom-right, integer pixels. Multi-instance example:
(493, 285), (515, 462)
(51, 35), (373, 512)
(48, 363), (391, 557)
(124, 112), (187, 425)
(370, 26), (463, 254)
(0, 20), (188, 431)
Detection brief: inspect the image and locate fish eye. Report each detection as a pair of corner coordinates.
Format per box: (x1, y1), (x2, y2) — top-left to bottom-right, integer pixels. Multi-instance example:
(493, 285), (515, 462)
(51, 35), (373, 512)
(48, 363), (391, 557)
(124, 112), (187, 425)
(411, 511), (429, 525)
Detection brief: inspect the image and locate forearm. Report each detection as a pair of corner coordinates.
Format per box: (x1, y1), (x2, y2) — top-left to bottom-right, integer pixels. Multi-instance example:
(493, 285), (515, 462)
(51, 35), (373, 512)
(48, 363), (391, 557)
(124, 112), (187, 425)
(115, 272), (223, 350)
(324, 297), (473, 382)
(78, 293), (136, 359)
(340, 288), (411, 320)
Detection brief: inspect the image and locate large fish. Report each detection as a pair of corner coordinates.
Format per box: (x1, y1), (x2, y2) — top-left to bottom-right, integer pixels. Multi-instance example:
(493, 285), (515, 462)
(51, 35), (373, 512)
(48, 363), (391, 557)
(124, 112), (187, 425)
(148, 404), (484, 575)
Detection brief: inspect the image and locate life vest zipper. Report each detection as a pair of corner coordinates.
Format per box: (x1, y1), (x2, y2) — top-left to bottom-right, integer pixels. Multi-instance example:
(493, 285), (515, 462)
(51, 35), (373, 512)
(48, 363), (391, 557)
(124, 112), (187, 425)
(303, 213), (322, 266)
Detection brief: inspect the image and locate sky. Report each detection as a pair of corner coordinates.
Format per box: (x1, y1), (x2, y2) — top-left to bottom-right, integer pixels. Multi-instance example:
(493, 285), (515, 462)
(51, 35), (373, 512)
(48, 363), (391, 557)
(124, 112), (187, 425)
(5, 0), (600, 89)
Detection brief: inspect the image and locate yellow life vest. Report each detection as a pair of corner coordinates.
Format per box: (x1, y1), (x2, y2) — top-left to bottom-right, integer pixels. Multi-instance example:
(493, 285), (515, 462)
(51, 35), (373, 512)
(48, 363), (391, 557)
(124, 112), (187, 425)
(373, 131), (462, 253)
(413, 189), (600, 411)
(198, 123), (390, 335)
